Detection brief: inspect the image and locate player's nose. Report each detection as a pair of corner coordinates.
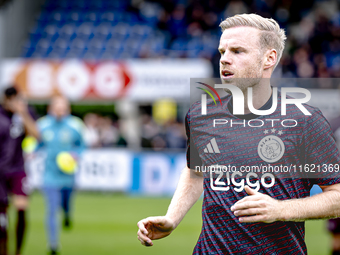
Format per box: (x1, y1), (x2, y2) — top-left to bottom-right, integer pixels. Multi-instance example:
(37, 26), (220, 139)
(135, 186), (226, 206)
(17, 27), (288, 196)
(220, 51), (232, 66)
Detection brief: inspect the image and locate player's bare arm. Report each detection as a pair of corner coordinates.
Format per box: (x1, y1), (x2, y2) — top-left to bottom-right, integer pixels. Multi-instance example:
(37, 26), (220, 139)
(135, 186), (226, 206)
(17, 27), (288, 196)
(137, 166), (203, 246)
(11, 96), (40, 139)
(231, 184), (340, 223)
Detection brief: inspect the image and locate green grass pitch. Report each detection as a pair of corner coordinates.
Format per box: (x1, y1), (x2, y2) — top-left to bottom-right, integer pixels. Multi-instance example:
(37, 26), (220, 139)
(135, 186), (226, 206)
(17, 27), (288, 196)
(7, 192), (331, 254)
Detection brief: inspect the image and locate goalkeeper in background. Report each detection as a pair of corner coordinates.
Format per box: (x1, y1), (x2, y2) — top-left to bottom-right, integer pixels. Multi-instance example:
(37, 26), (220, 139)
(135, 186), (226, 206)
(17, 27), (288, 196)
(37, 95), (85, 255)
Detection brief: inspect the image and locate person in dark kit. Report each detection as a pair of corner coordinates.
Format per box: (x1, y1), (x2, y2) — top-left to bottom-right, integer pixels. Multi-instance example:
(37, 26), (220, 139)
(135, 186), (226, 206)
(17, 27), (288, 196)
(0, 116), (16, 255)
(0, 86), (39, 255)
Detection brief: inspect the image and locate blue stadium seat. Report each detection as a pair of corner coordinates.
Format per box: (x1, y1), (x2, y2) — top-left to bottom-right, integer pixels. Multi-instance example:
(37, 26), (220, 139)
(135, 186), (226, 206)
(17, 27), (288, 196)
(65, 49), (83, 59)
(82, 49), (102, 59)
(187, 38), (203, 58)
(124, 38), (142, 56)
(171, 38), (188, 51)
(201, 33), (219, 57)
(111, 23), (130, 41)
(66, 11), (86, 25)
(130, 25), (152, 40)
(101, 12), (114, 22)
(51, 11), (65, 25)
(54, 38), (70, 52)
(93, 22), (111, 40)
(100, 51), (113, 60)
(73, 0), (90, 10)
(106, 0), (129, 11)
(84, 11), (101, 24)
(36, 10), (51, 24)
(36, 38), (51, 53)
(139, 2), (161, 26)
(59, 24), (77, 41)
(21, 39), (36, 58)
(117, 50), (134, 59)
(77, 22), (95, 40)
(101, 11), (123, 24)
(88, 38), (105, 51)
(106, 38), (123, 52)
(58, 0), (72, 10)
(29, 25), (44, 42)
(88, 0), (106, 11)
(46, 49), (66, 59)
(70, 38), (87, 51)
(122, 12), (139, 25)
(42, 25), (59, 42)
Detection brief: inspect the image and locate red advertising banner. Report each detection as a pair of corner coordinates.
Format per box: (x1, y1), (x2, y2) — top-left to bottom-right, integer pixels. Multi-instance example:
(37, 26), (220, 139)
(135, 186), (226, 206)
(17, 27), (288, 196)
(1, 59), (212, 101)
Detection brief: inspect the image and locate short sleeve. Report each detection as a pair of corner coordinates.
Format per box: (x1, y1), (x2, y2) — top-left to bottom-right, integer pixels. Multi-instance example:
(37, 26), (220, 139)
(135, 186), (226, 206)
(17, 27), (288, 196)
(185, 111), (202, 170)
(303, 110), (340, 186)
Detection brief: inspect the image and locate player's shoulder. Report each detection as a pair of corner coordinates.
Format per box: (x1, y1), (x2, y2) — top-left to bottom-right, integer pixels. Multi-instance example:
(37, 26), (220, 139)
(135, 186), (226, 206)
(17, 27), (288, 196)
(287, 102), (329, 131)
(282, 92), (324, 120)
(188, 98), (202, 111)
(0, 106), (10, 124)
(187, 94), (230, 120)
(0, 116), (10, 136)
(65, 115), (86, 134)
(291, 103), (322, 117)
(37, 115), (54, 129)
(305, 105), (324, 119)
(304, 105), (329, 128)
(0, 105), (6, 116)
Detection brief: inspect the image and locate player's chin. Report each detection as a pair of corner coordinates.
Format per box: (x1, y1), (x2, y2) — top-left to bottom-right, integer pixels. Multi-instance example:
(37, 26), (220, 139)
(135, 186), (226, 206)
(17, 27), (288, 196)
(221, 76), (235, 84)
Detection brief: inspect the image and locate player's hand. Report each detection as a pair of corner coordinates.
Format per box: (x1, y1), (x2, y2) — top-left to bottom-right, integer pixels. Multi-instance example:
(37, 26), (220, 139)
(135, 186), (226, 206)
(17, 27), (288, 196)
(230, 186), (283, 223)
(137, 216), (175, 246)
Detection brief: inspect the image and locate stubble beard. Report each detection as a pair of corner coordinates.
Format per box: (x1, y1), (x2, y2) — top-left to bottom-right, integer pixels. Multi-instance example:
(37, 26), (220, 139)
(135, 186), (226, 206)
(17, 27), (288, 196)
(221, 59), (263, 94)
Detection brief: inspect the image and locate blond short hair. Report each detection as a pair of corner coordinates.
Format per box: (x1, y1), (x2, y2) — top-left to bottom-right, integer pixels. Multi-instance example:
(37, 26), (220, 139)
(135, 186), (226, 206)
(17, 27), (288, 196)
(220, 13), (286, 70)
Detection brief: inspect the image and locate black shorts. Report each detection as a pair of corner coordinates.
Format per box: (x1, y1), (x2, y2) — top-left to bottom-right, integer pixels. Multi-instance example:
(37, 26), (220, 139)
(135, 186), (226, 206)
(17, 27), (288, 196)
(5, 171), (29, 196)
(328, 218), (340, 234)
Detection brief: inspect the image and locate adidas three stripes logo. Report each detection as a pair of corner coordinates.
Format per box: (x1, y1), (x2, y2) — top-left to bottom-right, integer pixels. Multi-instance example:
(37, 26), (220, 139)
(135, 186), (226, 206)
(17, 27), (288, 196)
(203, 138), (220, 154)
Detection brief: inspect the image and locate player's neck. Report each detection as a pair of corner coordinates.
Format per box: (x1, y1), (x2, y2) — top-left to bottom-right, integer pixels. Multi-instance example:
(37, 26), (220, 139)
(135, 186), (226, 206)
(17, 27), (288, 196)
(242, 83), (272, 114)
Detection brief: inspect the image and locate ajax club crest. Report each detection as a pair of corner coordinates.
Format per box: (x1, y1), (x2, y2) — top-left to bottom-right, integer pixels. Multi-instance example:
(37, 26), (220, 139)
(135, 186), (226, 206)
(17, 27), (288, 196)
(257, 132), (285, 163)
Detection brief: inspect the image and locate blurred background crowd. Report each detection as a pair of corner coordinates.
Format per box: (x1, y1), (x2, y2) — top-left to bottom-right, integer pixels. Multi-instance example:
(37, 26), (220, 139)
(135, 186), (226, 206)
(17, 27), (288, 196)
(22, 0), (340, 81)
(82, 111), (185, 150)
(83, 112), (127, 148)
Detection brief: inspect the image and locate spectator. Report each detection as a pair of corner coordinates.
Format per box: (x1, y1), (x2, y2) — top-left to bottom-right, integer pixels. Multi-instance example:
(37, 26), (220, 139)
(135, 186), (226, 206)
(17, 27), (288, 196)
(140, 113), (161, 149)
(97, 116), (127, 147)
(165, 119), (186, 149)
(83, 113), (101, 148)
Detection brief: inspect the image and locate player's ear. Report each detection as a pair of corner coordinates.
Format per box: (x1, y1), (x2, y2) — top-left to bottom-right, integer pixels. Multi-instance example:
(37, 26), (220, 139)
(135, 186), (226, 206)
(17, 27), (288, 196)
(263, 49), (277, 70)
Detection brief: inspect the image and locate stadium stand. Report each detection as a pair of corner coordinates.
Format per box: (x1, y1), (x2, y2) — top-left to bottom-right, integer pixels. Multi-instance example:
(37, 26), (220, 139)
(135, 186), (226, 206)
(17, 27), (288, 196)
(22, 0), (221, 61)
(22, 0), (340, 81)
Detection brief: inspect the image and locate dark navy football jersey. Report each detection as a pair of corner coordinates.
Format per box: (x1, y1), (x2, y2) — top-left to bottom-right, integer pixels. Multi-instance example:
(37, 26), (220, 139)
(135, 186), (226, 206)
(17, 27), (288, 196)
(0, 106), (37, 173)
(0, 113), (14, 205)
(186, 90), (340, 254)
